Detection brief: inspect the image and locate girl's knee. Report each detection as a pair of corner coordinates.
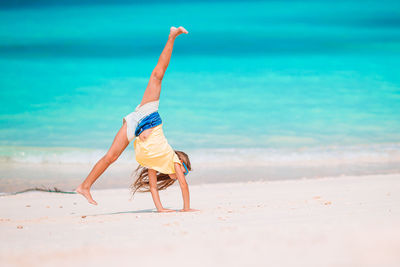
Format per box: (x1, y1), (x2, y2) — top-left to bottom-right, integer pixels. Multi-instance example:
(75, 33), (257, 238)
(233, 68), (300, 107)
(151, 69), (164, 81)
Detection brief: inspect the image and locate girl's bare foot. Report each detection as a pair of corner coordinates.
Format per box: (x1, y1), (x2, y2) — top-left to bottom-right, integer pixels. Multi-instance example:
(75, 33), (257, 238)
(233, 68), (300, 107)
(179, 208), (200, 212)
(169, 26), (188, 38)
(157, 208), (177, 213)
(76, 184), (98, 205)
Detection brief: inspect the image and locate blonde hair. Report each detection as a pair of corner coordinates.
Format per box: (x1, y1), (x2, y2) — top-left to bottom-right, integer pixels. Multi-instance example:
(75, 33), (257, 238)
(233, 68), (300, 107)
(130, 151), (191, 196)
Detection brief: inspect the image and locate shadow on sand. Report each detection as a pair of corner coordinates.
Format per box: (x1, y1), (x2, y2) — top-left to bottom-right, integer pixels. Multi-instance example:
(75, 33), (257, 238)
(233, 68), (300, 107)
(86, 208), (178, 217)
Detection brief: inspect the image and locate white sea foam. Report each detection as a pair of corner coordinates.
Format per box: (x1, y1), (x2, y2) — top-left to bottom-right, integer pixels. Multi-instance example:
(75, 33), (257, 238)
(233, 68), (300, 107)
(1, 144), (400, 167)
(0, 146), (134, 164)
(191, 144), (400, 167)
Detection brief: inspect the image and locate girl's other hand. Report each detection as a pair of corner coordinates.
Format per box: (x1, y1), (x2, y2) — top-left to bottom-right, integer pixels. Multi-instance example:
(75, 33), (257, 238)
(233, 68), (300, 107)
(157, 208), (176, 213)
(179, 208), (200, 212)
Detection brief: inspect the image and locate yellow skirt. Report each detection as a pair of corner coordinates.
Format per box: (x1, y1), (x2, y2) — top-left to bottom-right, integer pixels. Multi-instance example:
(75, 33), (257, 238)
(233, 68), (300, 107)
(133, 124), (181, 174)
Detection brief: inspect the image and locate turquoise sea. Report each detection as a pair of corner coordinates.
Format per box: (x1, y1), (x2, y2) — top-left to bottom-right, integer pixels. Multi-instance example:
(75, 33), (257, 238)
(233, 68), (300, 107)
(1, 0), (400, 191)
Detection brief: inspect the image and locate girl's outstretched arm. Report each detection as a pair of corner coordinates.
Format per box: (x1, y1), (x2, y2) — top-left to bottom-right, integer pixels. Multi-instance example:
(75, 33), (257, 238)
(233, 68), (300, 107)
(174, 163), (199, 212)
(148, 169), (175, 212)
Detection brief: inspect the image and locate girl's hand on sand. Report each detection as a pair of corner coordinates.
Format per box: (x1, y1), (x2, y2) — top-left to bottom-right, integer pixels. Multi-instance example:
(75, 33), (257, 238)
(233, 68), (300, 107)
(179, 208), (200, 212)
(157, 208), (176, 213)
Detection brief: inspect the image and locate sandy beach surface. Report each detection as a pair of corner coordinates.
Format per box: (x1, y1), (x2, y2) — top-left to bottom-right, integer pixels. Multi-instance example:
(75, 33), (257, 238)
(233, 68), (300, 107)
(1, 174), (399, 267)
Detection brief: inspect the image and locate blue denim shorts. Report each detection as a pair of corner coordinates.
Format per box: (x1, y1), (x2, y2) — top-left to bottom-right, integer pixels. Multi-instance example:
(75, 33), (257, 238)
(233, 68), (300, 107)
(122, 100), (159, 142)
(134, 112), (162, 137)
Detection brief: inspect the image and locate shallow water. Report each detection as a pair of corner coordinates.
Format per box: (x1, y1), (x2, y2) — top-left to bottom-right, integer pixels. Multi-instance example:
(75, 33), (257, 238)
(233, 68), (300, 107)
(1, 1), (400, 191)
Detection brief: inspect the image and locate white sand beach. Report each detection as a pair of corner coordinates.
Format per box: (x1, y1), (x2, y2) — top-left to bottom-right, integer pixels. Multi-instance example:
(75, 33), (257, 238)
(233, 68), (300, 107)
(1, 174), (399, 267)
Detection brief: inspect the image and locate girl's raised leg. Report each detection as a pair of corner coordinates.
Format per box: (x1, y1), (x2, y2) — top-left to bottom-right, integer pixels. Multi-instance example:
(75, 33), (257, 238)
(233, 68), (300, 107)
(76, 122), (130, 205)
(140, 26), (188, 106)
